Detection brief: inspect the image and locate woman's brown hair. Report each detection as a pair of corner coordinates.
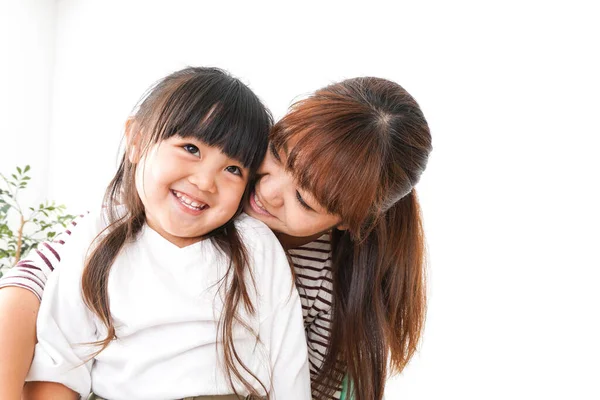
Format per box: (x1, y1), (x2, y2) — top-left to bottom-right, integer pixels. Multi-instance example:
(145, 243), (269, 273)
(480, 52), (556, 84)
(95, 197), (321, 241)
(271, 77), (432, 400)
(81, 67), (273, 397)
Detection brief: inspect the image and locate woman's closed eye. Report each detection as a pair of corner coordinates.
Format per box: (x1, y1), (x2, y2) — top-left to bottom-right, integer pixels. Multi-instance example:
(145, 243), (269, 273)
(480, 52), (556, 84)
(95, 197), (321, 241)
(183, 144), (200, 157)
(296, 191), (313, 211)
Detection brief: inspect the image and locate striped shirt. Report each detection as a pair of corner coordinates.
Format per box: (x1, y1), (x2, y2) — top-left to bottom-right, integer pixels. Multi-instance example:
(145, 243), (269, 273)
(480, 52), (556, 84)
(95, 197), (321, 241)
(289, 235), (342, 400)
(0, 215), (341, 399)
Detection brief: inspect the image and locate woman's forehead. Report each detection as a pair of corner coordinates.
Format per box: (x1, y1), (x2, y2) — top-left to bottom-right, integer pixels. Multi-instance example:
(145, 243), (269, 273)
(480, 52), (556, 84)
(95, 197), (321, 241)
(278, 155), (339, 218)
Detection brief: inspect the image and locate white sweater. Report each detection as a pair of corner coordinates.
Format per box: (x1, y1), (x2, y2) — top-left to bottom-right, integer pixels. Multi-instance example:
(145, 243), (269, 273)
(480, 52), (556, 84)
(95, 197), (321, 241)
(24, 209), (311, 400)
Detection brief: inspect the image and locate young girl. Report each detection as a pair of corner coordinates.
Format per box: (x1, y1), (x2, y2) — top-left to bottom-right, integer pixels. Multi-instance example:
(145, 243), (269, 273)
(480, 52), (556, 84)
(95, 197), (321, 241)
(0, 76), (432, 400)
(9, 67), (311, 399)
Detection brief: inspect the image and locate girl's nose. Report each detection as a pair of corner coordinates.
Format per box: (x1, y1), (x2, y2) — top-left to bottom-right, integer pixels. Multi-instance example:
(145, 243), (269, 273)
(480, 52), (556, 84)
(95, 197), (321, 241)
(189, 170), (217, 194)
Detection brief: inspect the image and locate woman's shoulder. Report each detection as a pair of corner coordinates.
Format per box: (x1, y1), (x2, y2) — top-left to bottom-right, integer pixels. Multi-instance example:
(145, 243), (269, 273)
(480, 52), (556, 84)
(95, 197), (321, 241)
(289, 234), (334, 309)
(288, 233), (332, 274)
(288, 233), (332, 257)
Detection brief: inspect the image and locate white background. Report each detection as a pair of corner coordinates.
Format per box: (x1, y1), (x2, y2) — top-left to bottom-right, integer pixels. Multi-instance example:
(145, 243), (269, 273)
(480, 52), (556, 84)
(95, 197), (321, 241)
(1, 1), (599, 398)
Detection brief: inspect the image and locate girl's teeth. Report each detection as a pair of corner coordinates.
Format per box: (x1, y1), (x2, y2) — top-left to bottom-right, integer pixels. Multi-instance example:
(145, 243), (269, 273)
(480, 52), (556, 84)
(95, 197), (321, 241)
(174, 191), (206, 210)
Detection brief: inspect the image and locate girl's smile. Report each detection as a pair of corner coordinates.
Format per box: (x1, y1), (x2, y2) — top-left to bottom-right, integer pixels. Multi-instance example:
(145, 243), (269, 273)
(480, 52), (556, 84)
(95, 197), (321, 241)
(171, 189), (209, 215)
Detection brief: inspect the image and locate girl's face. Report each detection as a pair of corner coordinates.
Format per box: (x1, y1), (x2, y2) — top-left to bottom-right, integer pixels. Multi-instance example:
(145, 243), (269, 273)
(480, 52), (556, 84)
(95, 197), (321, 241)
(134, 136), (248, 248)
(243, 143), (343, 244)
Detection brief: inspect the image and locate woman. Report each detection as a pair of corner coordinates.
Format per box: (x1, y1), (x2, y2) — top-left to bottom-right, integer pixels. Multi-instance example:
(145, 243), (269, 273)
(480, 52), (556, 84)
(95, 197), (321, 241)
(0, 76), (432, 400)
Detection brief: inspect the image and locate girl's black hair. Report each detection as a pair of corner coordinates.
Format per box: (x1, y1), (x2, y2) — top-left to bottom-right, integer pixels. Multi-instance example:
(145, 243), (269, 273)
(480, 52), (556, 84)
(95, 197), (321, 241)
(135, 66), (271, 172)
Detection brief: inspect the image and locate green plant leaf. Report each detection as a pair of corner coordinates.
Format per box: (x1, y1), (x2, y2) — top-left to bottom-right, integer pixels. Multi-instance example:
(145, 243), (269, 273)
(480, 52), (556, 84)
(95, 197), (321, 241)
(0, 165), (76, 270)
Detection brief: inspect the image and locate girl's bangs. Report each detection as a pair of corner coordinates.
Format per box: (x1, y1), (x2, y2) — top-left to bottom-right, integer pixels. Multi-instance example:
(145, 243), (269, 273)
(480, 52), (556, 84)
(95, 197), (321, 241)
(142, 71), (270, 172)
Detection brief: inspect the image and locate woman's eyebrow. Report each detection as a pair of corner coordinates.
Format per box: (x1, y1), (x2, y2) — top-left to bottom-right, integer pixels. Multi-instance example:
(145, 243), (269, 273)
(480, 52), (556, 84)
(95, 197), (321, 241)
(279, 142), (292, 161)
(270, 142), (283, 161)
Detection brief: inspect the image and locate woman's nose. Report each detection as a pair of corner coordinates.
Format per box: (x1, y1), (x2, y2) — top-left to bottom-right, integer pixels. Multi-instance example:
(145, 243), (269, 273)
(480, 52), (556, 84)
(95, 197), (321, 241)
(257, 173), (285, 208)
(256, 146), (289, 208)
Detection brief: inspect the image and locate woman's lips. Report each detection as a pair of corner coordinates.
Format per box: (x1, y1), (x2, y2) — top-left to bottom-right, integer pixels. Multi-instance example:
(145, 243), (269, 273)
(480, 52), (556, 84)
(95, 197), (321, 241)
(249, 190), (273, 217)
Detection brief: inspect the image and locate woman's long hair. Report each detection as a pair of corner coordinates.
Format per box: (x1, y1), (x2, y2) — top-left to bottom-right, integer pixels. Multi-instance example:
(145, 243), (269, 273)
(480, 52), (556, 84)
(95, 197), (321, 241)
(81, 67), (273, 397)
(271, 77), (432, 400)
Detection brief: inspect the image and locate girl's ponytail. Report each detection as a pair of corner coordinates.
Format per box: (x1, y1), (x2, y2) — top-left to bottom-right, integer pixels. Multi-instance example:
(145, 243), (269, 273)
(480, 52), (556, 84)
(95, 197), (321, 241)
(81, 156), (146, 355)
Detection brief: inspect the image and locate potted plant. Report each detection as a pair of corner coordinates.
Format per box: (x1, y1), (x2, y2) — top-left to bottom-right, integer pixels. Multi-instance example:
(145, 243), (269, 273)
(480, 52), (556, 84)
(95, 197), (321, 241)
(0, 165), (75, 278)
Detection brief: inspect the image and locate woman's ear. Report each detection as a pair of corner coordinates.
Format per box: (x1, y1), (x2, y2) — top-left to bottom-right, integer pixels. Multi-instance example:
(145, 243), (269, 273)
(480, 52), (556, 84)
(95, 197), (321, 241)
(125, 118), (142, 163)
(336, 223), (349, 231)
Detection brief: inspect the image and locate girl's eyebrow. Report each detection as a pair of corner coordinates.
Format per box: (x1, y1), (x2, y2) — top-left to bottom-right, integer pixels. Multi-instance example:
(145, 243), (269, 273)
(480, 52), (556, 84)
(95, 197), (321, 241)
(177, 134), (201, 142)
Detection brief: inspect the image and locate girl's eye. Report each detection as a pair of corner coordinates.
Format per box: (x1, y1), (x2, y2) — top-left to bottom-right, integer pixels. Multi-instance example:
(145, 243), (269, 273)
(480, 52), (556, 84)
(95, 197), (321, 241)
(225, 165), (243, 177)
(296, 191), (313, 211)
(183, 144), (200, 157)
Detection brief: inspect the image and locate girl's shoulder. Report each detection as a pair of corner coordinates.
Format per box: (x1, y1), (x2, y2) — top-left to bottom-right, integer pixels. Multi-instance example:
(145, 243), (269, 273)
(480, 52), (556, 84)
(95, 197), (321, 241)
(74, 204), (124, 234)
(233, 212), (275, 235)
(59, 204), (126, 252)
(233, 213), (282, 250)
(233, 213), (294, 302)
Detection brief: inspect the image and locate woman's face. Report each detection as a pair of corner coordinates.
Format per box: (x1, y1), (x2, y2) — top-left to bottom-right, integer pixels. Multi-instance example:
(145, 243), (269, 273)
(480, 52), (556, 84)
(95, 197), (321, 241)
(243, 143), (343, 241)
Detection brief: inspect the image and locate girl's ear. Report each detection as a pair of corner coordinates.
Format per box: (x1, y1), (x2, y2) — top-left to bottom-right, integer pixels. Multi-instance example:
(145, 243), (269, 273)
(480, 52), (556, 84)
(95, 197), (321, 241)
(125, 118), (142, 163)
